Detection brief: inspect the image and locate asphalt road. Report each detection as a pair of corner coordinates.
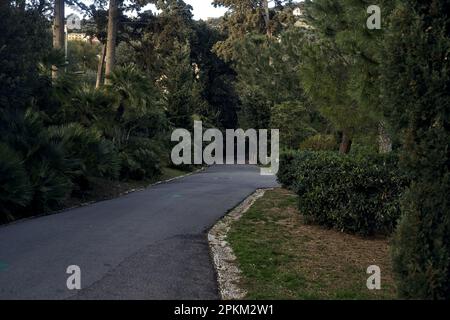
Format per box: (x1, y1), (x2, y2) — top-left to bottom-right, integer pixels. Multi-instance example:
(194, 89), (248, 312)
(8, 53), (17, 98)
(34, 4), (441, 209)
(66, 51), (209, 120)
(0, 165), (278, 300)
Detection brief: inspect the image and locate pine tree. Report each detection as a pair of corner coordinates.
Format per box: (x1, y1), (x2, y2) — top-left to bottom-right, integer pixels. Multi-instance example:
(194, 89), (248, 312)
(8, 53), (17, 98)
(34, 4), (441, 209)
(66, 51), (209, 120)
(213, 0), (293, 61)
(302, 0), (395, 153)
(161, 41), (195, 130)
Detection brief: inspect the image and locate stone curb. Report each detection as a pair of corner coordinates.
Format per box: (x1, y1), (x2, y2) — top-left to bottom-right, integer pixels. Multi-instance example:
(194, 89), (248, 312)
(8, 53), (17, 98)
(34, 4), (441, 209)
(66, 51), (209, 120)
(208, 188), (271, 300)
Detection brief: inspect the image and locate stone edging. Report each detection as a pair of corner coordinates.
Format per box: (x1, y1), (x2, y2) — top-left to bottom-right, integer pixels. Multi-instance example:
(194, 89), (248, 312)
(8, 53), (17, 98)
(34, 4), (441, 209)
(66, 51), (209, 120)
(208, 188), (269, 300)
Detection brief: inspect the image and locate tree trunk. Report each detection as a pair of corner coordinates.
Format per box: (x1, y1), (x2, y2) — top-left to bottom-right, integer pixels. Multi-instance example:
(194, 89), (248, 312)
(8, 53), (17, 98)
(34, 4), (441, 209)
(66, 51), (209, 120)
(105, 0), (119, 85)
(262, 0), (271, 37)
(52, 0), (65, 80)
(378, 121), (392, 153)
(339, 132), (352, 154)
(96, 44), (107, 89)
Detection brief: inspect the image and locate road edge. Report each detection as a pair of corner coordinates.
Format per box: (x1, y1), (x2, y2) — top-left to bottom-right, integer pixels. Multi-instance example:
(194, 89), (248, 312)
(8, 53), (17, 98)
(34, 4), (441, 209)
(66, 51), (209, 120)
(207, 188), (271, 300)
(0, 167), (206, 228)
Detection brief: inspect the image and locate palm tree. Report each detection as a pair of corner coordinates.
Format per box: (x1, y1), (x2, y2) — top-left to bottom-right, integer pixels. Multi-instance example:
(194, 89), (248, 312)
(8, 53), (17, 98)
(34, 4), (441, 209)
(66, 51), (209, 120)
(105, 0), (120, 85)
(52, 0), (65, 80)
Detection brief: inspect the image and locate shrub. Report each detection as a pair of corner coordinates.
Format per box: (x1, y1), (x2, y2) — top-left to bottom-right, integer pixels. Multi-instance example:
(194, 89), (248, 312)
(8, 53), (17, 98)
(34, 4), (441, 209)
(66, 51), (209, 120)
(28, 162), (73, 213)
(277, 151), (407, 236)
(277, 150), (315, 189)
(59, 85), (116, 127)
(299, 134), (338, 151)
(0, 143), (33, 222)
(0, 110), (72, 215)
(118, 137), (162, 180)
(47, 124), (120, 192)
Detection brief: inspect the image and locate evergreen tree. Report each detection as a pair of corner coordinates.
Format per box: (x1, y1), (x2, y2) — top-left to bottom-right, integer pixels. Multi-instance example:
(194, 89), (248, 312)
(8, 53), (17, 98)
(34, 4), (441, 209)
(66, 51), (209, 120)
(213, 1), (300, 130)
(0, 2), (52, 110)
(383, 0), (450, 299)
(302, 0), (396, 153)
(191, 20), (239, 129)
(161, 41), (195, 129)
(213, 0), (294, 61)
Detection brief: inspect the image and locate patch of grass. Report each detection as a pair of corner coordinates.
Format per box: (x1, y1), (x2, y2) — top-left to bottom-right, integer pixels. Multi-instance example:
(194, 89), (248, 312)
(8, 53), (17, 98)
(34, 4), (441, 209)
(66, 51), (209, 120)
(227, 188), (397, 300)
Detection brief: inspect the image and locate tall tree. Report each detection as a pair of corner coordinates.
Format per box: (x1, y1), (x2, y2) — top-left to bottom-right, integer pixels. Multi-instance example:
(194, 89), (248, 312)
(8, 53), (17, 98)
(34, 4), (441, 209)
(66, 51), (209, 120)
(52, 0), (65, 79)
(191, 20), (240, 129)
(105, 0), (120, 84)
(213, 0), (295, 61)
(213, 0), (268, 62)
(385, 0), (450, 299)
(212, 0), (298, 131)
(262, 0), (270, 36)
(161, 41), (195, 129)
(1, 1), (52, 110)
(302, 0), (397, 153)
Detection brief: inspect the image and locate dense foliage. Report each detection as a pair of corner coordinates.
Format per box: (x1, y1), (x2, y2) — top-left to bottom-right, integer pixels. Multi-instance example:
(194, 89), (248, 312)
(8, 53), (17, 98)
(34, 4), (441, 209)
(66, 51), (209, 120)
(0, 1), (232, 223)
(278, 150), (407, 236)
(227, 0), (449, 298)
(1, 0), (449, 299)
(382, 0), (450, 299)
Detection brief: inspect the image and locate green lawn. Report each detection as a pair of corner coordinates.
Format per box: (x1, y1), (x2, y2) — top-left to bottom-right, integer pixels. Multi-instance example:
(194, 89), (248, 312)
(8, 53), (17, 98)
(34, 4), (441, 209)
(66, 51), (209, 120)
(227, 188), (397, 300)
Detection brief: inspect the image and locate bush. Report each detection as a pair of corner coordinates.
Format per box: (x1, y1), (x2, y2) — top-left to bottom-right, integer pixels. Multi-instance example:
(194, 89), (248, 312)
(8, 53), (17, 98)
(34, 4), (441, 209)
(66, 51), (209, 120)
(299, 134), (338, 151)
(277, 150), (407, 236)
(47, 124), (120, 192)
(58, 85), (116, 127)
(0, 110), (73, 215)
(277, 150), (315, 189)
(0, 144), (33, 222)
(28, 162), (73, 213)
(118, 138), (162, 181)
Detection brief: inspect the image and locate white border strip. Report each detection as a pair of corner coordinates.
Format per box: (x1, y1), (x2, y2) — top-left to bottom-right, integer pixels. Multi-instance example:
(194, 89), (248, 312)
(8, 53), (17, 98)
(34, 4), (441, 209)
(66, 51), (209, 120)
(208, 188), (271, 300)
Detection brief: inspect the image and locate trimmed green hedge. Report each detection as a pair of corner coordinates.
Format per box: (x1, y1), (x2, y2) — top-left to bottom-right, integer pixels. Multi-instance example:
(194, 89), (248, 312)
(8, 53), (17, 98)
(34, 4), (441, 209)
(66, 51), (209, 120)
(278, 151), (407, 236)
(278, 150), (302, 188)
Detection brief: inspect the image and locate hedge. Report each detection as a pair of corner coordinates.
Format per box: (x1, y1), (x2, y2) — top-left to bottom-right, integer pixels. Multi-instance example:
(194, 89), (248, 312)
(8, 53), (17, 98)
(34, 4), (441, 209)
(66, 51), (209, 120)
(277, 151), (407, 236)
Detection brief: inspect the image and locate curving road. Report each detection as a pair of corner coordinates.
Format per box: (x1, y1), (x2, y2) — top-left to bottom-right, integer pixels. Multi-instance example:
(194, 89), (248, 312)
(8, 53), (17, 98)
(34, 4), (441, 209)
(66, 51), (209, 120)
(0, 165), (278, 300)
